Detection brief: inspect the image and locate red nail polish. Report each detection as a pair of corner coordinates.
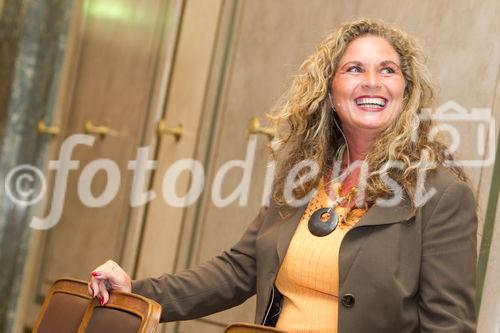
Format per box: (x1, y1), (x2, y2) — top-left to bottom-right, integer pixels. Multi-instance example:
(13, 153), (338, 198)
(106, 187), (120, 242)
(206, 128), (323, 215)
(99, 297), (103, 305)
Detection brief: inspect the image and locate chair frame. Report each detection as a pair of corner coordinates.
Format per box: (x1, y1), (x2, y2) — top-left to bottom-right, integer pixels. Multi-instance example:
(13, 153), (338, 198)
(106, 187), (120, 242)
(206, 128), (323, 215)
(78, 284), (161, 333)
(33, 278), (92, 332)
(33, 278), (161, 333)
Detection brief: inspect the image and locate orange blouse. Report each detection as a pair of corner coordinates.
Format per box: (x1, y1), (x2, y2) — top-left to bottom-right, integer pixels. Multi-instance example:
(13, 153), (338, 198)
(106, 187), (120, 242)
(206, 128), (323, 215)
(275, 182), (366, 333)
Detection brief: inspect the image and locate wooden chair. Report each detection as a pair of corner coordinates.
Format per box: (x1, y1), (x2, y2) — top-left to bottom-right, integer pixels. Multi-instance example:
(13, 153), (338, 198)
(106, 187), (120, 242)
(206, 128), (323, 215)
(33, 278), (161, 333)
(224, 322), (286, 333)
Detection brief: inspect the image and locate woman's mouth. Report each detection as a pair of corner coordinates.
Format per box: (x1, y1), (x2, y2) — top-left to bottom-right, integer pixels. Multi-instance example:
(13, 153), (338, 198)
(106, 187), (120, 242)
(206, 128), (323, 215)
(354, 96), (388, 112)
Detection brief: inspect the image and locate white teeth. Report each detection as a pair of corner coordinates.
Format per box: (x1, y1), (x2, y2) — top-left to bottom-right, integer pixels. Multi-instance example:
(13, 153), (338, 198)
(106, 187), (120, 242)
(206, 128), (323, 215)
(355, 97), (386, 107)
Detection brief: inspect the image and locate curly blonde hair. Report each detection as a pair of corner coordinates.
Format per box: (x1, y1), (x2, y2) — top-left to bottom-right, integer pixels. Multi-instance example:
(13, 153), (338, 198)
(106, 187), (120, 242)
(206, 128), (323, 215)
(269, 18), (467, 209)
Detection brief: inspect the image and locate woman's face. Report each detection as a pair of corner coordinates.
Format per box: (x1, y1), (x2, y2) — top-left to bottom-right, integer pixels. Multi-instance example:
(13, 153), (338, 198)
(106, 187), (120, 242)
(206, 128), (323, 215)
(330, 36), (406, 136)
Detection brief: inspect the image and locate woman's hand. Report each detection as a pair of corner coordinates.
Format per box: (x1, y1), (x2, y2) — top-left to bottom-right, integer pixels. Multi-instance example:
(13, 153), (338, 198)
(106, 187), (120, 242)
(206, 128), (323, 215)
(88, 260), (131, 305)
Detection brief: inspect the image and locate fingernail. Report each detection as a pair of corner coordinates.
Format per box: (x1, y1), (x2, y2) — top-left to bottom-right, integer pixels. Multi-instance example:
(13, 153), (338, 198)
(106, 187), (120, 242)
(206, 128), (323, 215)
(92, 271), (101, 277)
(99, 297), (103, 305)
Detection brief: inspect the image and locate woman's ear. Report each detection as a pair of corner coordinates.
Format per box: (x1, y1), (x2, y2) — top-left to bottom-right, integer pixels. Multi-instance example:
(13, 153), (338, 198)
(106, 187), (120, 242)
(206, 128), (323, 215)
(328, 92), (336, 111)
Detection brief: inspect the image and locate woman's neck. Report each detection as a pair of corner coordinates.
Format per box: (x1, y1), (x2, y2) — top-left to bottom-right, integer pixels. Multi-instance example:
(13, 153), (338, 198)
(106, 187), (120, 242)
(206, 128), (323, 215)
(336, 130), (376, 198)
(342, 127), (377, 164)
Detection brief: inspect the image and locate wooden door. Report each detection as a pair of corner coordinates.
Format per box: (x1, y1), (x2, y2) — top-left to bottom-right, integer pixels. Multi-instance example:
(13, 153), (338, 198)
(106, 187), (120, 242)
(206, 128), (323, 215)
(20, 0), (179, 329)
(133, 1), (225, 332)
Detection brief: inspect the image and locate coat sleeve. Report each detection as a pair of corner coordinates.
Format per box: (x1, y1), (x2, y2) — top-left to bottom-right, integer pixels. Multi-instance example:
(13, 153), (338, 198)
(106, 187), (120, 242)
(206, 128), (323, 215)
(131, 205), (268, 322)
(418, 181), (477, 332)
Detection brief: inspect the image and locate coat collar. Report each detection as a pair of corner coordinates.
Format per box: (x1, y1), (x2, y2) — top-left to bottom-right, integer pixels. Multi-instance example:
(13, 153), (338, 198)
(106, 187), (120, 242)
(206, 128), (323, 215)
(275, 197), (415, 264)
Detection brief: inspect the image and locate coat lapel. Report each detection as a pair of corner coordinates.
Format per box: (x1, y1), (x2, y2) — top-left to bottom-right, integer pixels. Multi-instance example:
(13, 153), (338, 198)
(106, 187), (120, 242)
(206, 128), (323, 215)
(353, 198), (416, 228)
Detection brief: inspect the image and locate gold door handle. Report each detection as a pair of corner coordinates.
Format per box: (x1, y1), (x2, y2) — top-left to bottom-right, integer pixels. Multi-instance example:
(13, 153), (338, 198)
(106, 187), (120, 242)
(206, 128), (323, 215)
(37, 120), (60, 137)
(84, 120), (115, 136)
(247, 116), (275, 140)
(157, 119), (183, 141)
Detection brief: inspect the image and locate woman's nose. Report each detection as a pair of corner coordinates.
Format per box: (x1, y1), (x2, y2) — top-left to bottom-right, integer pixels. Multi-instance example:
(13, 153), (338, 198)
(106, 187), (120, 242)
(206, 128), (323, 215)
(362, 71), (381, 89)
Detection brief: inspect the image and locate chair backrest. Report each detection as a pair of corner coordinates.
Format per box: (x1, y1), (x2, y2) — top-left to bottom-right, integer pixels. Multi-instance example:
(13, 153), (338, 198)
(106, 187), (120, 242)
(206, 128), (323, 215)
(33, 278), (161, 333)
(33, 278), (92, 333)
(224, 322), (286, 333)
(78, 286), (161, 333)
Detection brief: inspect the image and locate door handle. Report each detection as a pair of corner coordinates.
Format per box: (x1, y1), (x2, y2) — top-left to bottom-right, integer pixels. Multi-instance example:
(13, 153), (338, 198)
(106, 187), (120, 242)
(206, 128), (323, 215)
(157, 119), (183, 141)
(84, 120), (116, 137)
(247, 117), (275, 140)
(37, 120), (60, 137)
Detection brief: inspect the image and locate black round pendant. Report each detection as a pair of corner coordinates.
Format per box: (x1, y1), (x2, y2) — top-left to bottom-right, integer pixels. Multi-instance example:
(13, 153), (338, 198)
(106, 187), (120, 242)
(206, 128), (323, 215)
(308, 207), (339, 237)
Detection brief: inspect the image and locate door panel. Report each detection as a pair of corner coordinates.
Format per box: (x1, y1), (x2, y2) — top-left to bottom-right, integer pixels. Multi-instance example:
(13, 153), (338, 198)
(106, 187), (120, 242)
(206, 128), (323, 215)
(135, 0), (224, 281)
(36, 0), (170, 303)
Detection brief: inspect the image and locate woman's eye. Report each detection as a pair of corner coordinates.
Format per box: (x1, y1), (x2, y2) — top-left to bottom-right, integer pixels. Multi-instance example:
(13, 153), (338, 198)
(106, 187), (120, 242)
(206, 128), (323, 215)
(346, 66), (362, 73)
(381, 67), (395, 74)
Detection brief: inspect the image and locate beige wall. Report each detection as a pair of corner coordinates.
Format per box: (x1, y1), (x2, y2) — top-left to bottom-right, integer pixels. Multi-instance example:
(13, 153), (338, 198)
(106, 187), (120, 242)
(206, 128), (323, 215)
(476, 65), (500, 333)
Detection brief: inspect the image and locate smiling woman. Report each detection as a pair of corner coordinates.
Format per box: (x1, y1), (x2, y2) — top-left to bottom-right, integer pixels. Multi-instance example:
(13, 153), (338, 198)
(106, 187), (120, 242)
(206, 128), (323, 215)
(89, 19), (478, 333)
